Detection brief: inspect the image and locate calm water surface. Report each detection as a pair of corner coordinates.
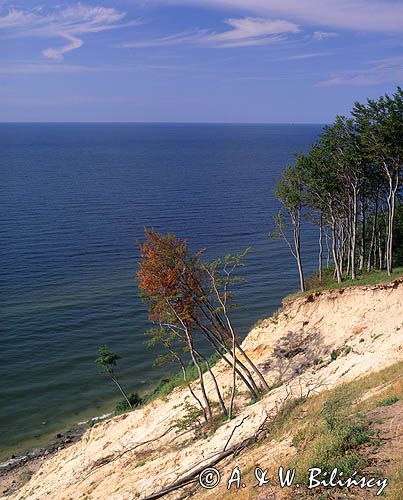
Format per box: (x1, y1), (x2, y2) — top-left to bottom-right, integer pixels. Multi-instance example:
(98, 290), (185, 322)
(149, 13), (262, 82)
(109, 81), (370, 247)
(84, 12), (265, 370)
(0, 123), (322, 458)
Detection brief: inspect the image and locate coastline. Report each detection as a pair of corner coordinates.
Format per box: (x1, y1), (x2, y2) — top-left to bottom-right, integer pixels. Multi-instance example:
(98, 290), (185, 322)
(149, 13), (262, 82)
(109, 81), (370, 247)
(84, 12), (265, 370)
(0, 412), (115, 497)
(5, 279), (402, 500)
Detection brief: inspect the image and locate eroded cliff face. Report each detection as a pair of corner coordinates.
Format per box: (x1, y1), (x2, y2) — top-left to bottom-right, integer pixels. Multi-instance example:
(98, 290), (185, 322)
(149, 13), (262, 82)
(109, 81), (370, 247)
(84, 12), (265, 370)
(7, 280), (403, 500)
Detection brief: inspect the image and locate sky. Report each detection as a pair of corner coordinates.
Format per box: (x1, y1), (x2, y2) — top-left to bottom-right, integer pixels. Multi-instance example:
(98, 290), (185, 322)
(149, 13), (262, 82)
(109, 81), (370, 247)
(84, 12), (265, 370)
(1, 0), (403, 122)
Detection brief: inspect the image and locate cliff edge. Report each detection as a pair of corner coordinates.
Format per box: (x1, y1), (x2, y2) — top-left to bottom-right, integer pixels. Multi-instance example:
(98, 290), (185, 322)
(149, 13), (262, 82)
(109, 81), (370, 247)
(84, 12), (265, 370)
(5, 279), (403, 500)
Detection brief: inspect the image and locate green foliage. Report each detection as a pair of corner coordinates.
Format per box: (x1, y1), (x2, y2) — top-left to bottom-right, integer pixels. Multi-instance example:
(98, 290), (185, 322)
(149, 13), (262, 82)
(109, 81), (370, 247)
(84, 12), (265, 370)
(284, 266), (403, 301)
(330, 346), (351, 362)
(377, 395), (399, 407)
(289, 387), (371, 483)
(95, 345), (120, 373)
(173, 402), (204, 433)
(142, 354), (219, 404)
(274, 86), (403, 290)
(115, 393), (142, 414)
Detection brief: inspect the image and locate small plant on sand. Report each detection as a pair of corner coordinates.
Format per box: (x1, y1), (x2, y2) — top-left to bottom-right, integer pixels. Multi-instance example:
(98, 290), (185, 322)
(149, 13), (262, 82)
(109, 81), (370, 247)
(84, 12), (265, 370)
(115, 392), (142, 414)
(95, 344), (133, 410)
(173, 402), (204, 434)
(377, 395), (399, 407)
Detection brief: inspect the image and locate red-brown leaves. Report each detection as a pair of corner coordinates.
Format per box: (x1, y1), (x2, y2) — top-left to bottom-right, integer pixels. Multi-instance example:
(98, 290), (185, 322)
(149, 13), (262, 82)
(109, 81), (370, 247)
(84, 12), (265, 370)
(137, 229), (204, 324)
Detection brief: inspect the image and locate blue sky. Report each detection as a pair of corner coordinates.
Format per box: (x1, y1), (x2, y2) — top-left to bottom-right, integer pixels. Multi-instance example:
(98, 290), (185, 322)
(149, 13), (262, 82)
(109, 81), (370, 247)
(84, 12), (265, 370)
(1, 0), (403, 122)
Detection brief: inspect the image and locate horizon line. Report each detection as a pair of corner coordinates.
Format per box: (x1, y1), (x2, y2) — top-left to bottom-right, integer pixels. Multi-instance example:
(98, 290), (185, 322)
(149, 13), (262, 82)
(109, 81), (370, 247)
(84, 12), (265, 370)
(0, 121), (328, 125)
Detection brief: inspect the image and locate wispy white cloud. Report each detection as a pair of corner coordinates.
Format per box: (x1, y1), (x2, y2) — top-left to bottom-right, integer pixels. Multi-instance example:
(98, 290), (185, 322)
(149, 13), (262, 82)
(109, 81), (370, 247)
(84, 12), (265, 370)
(119, 16), (299, 49)
(0, 60), (207, 75)
(318, 56), (403, 86)
(313, 31), (337, 40)
(0, 4), (133, 60)
(150, 0), (403, 33)
(204, 17), (299, 47)
(0, 63), (116, 74)
(119, 29), (207, 48)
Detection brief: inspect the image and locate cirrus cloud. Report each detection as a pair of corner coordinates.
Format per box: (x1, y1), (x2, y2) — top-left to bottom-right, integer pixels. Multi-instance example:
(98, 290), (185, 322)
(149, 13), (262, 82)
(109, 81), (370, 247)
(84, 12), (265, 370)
(119, 16), (300, 49)
(0, 4), (133, 60)
(146, 0), (403, 33)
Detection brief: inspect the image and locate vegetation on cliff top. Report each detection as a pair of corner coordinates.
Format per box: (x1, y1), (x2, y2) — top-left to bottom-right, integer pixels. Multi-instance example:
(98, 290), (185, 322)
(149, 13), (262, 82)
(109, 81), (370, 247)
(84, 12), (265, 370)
(273, 86), (402, 292)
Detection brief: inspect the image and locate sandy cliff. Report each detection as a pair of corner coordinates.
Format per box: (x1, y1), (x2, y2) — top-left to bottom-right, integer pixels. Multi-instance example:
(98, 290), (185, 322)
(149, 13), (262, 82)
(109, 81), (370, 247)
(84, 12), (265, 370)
(6, 280), (403, 500)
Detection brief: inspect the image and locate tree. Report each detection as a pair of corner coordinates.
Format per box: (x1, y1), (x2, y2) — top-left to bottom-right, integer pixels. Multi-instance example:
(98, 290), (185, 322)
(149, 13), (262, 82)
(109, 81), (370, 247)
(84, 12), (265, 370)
(96, 345), (133, 410)
(302, 143), (344, 284)
(137, 229), (213, 422)
(137, 229), (269, 422)
(321, 116), (365, 280)
(273, 160), (306, 292)
(352, 87), (403, 275)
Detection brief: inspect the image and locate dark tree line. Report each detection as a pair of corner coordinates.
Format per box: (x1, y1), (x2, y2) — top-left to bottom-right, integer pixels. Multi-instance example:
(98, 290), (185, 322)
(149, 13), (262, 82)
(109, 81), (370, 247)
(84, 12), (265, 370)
(274, 87), (403, 291)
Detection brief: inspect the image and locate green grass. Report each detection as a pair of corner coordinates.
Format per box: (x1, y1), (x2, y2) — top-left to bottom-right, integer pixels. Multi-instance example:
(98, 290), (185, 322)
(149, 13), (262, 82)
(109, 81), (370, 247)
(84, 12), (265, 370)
(257, 362), (403, 493)
(132, 353), (221, 407)
(377, 395), (399, 407)
(284, 266), (403, 302)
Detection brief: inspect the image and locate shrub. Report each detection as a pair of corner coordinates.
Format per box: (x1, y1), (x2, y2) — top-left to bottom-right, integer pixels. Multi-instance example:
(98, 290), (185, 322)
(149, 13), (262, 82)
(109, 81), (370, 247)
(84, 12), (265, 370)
(115, 392), (142, 414)
(377, 395), (399, 407)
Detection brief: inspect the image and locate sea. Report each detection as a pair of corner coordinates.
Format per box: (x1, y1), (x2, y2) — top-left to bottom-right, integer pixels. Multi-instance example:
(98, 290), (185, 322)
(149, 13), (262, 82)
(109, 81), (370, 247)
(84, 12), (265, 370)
(0, 123), (323, 459)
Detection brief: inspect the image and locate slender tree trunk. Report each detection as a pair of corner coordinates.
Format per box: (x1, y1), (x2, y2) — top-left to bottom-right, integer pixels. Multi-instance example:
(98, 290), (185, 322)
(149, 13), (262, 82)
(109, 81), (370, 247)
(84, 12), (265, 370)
(196, 321), (260, 398)
(325, 227), (331, 269)
(351, 186), (358, 279)
(331, 217), (342, 284)
(195, 350), (228, 418)
(318, 214), (323, 282)
(384, 166), (399, 276)
(378, 229), (383, 270)
(346, 233), (351, 277)
(367, 195), (378, 273)
(235, 343), (270, 392)
(173, 351), (206, 417)
(293, 213), (305, 292)
(110, 372), (133, 409)
(359, 197), (365, 272)
(167, 303), (212, 421)
(389, 189), (396, 274)
(185, 332), (212, 422)
(338, 224), (345, 275)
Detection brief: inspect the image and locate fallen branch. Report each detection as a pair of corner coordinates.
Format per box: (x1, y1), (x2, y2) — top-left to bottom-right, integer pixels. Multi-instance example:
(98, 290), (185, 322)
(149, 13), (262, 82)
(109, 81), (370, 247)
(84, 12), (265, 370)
(142, 414), (265, 500)
(223, 415), (249, 451)
(142, 435), (256, 500)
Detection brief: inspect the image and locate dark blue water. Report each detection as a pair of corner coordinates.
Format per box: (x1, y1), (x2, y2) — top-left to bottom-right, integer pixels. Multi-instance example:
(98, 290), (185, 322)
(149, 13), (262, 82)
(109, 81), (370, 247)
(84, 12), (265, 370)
(0, 123), (322, 458)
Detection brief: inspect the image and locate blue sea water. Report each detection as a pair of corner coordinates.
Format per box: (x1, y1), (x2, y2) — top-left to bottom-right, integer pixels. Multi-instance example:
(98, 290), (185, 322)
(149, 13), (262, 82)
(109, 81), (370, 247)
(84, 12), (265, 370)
(0, 123), (322, 458)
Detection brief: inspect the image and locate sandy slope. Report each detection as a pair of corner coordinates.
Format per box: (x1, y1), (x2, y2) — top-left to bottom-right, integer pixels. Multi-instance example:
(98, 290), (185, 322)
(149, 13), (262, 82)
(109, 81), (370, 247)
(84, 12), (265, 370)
(6, 280), (403, 500)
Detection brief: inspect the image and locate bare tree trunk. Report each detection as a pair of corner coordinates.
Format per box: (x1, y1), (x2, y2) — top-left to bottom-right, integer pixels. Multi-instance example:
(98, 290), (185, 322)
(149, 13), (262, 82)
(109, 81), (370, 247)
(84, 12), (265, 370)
(338, 224), (345, 275)
(188, 343), (212, 422)
(384, 166), (399, 276)
(195, 350), (228, 418)
(350, 186), (358, 279)
(325, 227), (331, 269)
(358, 197), (365, 272)
(110, 372), (133, 409)
(318, 214), (323, 282)
(196, 318), (260, 399)
(378, 229), (383, 270)
(367, 195), (378, 272)
(293, 213), (305, 292)
(235, 343), (270, 392)
(346, 232), (351, 277)
(331, 217), (342, 284)
(173, 350), (206, 416)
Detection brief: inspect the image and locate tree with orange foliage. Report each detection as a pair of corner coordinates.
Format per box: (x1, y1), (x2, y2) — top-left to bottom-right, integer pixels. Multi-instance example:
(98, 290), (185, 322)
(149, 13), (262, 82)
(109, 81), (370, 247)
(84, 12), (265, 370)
(137, 229), (268, 422)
